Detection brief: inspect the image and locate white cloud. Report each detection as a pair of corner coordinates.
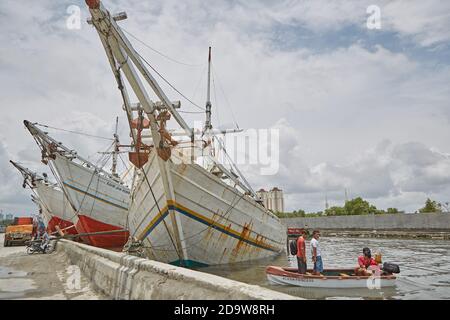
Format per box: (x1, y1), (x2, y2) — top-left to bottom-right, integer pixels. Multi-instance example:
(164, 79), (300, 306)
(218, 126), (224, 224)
(0, 138), (33, 214)
(247, 121), (450, 212)
(383, 0), (450, 47)
(0, 0), (449, 215)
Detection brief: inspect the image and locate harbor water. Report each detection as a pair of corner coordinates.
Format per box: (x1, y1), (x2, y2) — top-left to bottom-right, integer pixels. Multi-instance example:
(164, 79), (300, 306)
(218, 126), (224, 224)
(196, 237), (450, 299)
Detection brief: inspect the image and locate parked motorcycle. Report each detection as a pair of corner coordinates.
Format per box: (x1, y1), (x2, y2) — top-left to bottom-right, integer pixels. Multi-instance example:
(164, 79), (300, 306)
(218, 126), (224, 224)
(25, 238), (54, 254)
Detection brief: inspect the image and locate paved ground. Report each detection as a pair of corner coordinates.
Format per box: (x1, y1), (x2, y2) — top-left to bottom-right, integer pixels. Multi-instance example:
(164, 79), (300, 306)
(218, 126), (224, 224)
(0, 233), (106, 300)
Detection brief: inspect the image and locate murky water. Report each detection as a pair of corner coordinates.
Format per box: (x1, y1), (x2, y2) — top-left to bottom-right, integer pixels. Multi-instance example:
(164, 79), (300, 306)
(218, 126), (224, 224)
(196, 237), (450, 300)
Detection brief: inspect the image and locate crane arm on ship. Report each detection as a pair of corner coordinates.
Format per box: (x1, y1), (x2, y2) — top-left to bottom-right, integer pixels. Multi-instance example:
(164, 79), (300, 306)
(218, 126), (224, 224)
(23, 120), (120, 183)
(9, 160), (59, 190)
(86, 0), (193, 141)
(86, 0), (190, 263)
(10, 161), (40, 181)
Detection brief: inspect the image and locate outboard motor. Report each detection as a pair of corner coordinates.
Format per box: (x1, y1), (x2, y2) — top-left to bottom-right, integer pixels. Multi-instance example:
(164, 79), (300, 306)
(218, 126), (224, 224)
(382, 262), (400, 274)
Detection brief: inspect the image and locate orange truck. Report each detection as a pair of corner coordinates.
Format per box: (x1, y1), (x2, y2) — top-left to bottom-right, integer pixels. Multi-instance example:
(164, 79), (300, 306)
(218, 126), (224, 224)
(3, 217), (34, 247)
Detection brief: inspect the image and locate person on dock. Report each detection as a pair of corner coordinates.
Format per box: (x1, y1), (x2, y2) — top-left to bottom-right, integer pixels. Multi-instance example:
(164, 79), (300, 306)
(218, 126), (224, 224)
(296, 230), (307, 274)
(310, 230), (323, 275)
(40, 231), (50, 251)
(355, 247), (379, 276)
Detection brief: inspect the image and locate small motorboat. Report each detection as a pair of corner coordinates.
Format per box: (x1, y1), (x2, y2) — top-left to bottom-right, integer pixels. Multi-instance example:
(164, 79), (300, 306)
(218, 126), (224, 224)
(266, 266), (397, 288)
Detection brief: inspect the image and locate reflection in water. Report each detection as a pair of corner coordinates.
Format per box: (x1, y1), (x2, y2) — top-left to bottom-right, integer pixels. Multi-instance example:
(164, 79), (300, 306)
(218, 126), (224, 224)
(195, 237), (450, 300)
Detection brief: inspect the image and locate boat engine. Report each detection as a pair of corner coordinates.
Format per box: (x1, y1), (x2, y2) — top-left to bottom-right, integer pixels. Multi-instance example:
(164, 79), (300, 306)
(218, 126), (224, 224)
(382, 262), (400, 274)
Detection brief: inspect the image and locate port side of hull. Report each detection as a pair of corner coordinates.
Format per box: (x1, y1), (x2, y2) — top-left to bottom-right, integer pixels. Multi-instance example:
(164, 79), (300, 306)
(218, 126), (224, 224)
(128, 151), (286, 266)
(76, 214), (129, 251)
(34, 180), (79, 231)
(47, 216), (78, 235)
(51, 153), (130, 229)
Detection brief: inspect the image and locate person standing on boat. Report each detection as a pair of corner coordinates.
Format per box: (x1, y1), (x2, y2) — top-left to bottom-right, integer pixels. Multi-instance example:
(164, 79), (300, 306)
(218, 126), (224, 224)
(310, 230), (323, 275)
(296, 230), (307, 274)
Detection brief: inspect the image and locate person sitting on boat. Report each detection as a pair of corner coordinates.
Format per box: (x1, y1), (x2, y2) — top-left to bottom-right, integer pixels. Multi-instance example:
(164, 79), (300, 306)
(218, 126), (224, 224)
(355, 247), (378, 276)
(310, 230), (323, 276)
(296, 230), (307, 274)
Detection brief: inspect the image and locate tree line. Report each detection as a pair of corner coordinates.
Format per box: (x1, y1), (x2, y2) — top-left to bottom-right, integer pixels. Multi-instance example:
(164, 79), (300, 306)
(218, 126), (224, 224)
(275, 197), (448, 218)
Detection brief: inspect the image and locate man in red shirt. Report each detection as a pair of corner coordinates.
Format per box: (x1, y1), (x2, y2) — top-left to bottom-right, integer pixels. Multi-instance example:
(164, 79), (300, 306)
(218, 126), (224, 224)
(297, 230), (307, 274)
(355, 247), (379, 276)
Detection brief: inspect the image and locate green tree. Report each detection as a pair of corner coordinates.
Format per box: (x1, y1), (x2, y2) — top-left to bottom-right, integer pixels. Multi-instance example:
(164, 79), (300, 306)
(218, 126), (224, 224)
(419, 198), (442, 213)
(275, 209), (306, 218)
(293, 209), (306, 217)
(386, 208), (400, 214)
(324, 206), (346, 216)
(344, 197), (378, 215)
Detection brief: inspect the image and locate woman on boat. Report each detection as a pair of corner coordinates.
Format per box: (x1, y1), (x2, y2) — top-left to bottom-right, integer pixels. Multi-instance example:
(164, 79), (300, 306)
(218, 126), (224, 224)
(355, 247), (379, 276)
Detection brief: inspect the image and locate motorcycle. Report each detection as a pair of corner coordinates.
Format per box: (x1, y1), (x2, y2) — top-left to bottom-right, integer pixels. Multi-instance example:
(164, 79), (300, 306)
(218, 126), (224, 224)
(26, 238), (54, 254)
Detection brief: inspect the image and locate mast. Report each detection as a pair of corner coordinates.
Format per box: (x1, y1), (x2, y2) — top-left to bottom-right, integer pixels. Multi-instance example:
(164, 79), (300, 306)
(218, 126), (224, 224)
(86, 0), (189, 263)
(204, 47), (212, 132)
(86, 0), (193, 141)
(111, 116), (119, 177)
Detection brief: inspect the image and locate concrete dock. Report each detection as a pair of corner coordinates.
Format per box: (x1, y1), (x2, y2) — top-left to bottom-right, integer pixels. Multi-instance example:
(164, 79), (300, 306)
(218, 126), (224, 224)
(0, 233), (297, 300)
(0, 234), (104, 299)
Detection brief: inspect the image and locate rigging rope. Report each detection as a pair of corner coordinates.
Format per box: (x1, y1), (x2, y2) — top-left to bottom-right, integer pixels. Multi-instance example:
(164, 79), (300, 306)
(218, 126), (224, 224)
(136, 52), (205, 112)
(122, 28), (204, 67)
(133, 190), (249, 251)
(191, 63), (208, 103)
(139, 166), (184, 263)
(211, 63), (239, 129)
(34, 123), (114, 141)
(211, 68), (221, 129)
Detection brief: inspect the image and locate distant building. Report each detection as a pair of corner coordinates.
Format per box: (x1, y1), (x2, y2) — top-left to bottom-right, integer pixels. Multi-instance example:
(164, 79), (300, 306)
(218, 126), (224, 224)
(0, 213), (4, 221)
(5, 213), (13, 220)
(256, 187), (284, 213)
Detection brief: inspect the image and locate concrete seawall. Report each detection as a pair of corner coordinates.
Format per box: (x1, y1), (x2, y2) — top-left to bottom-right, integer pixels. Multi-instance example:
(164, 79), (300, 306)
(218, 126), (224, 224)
(58, 239), (298, 300)
(282, 213), (450, 231)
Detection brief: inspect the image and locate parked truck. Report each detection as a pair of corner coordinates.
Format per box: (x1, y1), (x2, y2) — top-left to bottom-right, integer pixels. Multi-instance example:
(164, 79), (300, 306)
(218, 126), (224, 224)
(3, 217), (34, 247)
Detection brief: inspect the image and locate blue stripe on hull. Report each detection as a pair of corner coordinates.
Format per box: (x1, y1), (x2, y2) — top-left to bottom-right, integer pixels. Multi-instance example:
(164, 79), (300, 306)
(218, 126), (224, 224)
(140, 204), (279, 253)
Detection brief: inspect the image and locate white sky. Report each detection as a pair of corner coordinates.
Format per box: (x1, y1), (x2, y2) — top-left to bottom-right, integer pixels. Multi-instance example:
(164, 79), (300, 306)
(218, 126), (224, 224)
(0, 0), (449, 215)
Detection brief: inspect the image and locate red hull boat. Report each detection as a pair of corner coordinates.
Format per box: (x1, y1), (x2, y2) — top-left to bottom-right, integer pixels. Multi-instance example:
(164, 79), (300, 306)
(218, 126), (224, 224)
(76, 215), (129, 251)
(47, 216), (78, 235)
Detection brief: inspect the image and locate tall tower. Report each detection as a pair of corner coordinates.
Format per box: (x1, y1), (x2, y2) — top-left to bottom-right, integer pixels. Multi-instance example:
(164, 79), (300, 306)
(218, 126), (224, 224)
(256, 189), (269, 209)
(270, 187), (284, 213)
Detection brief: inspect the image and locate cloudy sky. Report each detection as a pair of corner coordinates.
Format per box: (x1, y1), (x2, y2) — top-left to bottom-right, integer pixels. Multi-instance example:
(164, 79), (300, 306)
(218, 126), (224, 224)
(1, 0), (449, 215)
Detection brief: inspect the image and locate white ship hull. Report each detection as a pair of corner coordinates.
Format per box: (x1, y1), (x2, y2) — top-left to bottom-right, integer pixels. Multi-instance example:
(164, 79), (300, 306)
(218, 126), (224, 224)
(34, 196), (52, 227)
(52, 153), (129, 228)
(49, 154), (130, 249)
(129, 150), (286, 266)
(34, 182), (77, 226)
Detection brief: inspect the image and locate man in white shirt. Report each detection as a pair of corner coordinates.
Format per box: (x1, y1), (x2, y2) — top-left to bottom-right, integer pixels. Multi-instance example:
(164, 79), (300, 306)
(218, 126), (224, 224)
(310, 230), (323, 275)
